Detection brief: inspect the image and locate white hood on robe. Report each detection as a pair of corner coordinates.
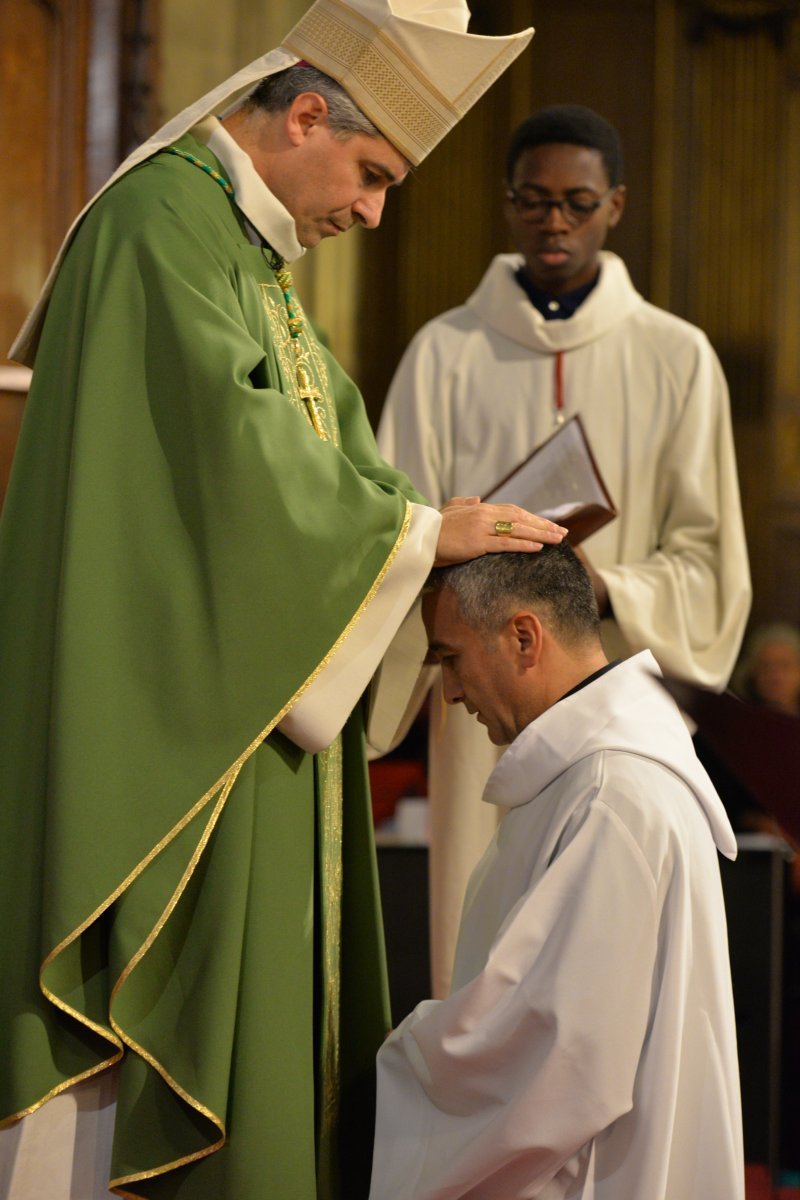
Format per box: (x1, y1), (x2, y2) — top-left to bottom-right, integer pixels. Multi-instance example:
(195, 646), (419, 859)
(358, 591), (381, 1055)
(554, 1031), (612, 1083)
(466, 250), (644, 354)
(483, 650), (738, 859)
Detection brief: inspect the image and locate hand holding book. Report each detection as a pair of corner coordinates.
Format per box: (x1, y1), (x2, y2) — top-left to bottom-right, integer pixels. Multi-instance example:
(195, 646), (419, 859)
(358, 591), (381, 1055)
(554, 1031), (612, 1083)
(483, 415), (617, 546)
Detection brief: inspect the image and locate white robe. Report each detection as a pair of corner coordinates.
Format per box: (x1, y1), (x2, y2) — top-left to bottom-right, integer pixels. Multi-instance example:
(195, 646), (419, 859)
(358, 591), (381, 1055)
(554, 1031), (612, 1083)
(377, 251), (751, 994)
(370, 652), (744, 1200)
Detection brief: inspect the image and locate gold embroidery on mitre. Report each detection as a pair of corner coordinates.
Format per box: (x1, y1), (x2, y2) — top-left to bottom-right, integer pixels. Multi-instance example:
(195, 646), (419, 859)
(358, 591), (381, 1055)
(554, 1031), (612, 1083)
(284, 0), (530, 164)
(286, 2), (447, 162)
(259, 283), (339, 445)
(291, 8), (444, 150)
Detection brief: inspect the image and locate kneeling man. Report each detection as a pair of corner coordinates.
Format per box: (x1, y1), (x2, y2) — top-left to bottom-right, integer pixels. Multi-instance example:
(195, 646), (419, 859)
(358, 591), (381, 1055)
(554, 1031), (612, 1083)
(370, 545), (744, 1200)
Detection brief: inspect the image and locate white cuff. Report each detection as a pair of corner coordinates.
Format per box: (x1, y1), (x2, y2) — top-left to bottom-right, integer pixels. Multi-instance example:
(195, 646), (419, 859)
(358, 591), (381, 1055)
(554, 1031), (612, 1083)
(278, 503), (441, 753)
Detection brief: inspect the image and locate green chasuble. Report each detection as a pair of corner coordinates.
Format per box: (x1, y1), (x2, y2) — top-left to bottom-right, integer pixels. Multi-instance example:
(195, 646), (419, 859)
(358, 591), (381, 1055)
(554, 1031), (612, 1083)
(0, 137), (426, 1198)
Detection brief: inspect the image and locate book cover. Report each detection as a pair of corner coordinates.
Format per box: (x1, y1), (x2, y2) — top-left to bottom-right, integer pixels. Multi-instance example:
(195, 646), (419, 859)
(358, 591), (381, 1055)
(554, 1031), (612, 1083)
(483, 414), (617, 545)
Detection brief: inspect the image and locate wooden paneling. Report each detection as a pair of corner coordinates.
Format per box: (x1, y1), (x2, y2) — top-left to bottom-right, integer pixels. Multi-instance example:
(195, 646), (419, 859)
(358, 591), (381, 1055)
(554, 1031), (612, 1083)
(652, 3), (800, 628)
(517, 0), (657, 297)
(0, 0), (91, 366)
(1, 0), (94, 508)
(0, 388), (27, 510)
(357, 8), (534, 422)
(0, 0), (158, 507)
(666, 16), (781, 424)
(1, 1), (160, 368)
(772, 24), (800, 630)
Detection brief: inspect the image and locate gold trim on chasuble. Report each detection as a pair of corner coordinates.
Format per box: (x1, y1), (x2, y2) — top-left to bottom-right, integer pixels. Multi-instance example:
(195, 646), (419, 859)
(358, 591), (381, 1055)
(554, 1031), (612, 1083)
(7, 490), (413, 1195)
(260, 282), (340, 446)
(315, 737), (345, 1197)
(259, 277), (347, 1187)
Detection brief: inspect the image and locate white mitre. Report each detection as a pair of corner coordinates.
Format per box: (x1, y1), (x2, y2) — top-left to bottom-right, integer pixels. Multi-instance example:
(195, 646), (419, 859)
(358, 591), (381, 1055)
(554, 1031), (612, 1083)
(284, 0), (533, 164)
(11, 0), (533, 366)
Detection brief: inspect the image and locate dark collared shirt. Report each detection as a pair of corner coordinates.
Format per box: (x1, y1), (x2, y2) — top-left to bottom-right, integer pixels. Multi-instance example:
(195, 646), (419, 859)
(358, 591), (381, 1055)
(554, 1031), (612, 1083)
(515, 266), (600, 321)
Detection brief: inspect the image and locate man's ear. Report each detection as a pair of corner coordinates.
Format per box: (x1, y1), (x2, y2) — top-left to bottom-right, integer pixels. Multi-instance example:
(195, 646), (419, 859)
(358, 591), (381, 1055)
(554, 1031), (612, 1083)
(509, 611), (543, 668)
(285, 92), (330, 145)
(608, 184), (626, 229)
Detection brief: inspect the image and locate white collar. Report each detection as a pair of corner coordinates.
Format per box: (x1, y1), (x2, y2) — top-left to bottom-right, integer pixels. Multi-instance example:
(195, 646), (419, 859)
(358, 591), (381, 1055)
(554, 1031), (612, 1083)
(484, 651), (664, 809)
(467, 251), (643, 354)
(194, 116), (305, 264)
(481, 650), (737, 858)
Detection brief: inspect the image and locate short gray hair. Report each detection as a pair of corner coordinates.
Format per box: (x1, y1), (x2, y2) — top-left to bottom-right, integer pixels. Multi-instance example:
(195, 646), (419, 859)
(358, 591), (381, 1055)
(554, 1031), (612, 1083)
(739, 621), (800, 683)
(746, 622), (800, 660)
(247, 65), (381, 140)
(426, 544), (600, 646)
(733, 620), (800, 702)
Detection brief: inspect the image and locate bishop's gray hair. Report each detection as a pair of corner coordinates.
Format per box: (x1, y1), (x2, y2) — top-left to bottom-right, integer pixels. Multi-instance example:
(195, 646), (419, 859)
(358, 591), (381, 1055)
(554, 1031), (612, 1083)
(426, 543), (600, 646)
(247, 65), (381, 141)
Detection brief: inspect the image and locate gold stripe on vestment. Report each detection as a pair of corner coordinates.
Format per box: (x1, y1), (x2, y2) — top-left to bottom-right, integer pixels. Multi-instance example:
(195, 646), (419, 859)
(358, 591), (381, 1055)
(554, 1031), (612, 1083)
(316, 735), (344, 1196)
(259, 282), (340, 445)
(6, 501), (413, 1191)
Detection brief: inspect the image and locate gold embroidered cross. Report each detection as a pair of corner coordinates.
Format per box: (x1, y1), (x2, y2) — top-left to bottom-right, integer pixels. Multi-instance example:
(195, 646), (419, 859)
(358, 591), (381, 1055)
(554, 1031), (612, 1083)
(296, 360), (330, 441)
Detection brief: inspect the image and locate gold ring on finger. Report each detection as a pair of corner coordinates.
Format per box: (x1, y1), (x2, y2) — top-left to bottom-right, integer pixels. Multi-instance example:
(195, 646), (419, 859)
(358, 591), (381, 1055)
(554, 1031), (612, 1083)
(494, 520), (514, 536)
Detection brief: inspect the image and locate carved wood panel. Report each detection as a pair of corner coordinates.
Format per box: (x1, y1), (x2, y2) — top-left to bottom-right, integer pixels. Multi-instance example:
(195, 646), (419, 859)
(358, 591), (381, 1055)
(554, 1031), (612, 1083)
(1, 0), (90, 366)
(653, 0), (800, 628)
(0, 0), (158, 507)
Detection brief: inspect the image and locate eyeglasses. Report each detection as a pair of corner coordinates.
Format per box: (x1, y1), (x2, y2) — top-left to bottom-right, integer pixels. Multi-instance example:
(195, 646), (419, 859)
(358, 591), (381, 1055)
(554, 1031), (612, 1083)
(505, 186), (617, 226)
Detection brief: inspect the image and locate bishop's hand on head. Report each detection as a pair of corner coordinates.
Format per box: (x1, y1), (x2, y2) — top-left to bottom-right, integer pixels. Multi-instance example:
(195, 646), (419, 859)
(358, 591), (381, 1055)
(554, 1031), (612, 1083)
(434, 499), (566, 566)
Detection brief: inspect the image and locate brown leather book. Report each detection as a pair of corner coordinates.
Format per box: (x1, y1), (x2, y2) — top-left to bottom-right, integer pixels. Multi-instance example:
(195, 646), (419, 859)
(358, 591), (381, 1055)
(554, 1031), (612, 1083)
(483, 414), (617, 545)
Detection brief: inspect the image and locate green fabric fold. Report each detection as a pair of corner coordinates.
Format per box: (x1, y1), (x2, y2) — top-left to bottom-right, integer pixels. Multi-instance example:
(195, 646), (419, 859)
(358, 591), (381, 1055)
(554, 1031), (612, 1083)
(1, 136), (422, 1196)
